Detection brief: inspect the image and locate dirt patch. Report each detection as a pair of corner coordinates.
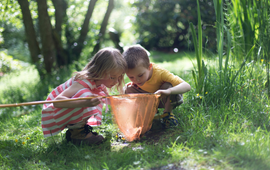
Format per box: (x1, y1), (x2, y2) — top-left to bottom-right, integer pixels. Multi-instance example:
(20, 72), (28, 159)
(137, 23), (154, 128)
(139, 119), (167, 143)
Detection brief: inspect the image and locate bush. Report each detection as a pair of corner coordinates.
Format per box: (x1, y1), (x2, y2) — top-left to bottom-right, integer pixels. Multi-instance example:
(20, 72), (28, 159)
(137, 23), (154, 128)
(132, 0), (216, 52)
(0, 51), (27, 75)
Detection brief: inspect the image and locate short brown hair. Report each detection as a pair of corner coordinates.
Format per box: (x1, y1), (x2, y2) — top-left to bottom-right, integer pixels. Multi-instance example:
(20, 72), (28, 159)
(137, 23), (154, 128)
(122, 45), (150, 69)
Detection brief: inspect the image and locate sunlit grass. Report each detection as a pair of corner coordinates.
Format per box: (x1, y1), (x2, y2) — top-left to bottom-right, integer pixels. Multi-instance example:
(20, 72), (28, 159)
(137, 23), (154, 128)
(156, 57), (194, 72)
(0, 50), (270, 169)
(0, 66), (39, 91)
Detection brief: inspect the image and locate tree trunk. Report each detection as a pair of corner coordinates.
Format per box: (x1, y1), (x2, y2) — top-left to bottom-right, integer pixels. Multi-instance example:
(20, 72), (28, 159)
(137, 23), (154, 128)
(92, 0), (114, 55)
(51, 0), (67, 38)
(37, 0), (56, 73)
(72, 0), (97, 60)
(52, 28), (68, 66)
(17, 0), (40, 64)
(52, 0), (68, 66)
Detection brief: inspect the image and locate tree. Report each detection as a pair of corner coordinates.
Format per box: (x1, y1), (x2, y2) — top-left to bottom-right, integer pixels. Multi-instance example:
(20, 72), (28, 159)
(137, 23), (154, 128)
(17, 0), (40, 65)
(132, 0), (216, 52)
(92, 0), (114, 55)
(16, 0), (114, 75)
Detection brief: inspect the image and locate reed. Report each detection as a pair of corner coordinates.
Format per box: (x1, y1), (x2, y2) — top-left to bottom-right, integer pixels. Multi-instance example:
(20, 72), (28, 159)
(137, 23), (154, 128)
(189, 0), (206, 94)
(203, 0), (255, 104)
(255, 0), (270, 95)
(226, 0), (256, 59)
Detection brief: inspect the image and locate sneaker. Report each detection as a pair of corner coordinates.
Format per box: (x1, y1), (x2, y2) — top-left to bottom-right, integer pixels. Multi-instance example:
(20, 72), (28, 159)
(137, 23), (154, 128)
(66, 125), (104, 145)
(160, 112), (179, 128)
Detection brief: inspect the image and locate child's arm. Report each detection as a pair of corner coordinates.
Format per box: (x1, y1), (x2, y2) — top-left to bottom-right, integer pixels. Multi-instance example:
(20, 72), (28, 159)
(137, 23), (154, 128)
(154, 81), (191, 96)
(53, 82), (101, 108)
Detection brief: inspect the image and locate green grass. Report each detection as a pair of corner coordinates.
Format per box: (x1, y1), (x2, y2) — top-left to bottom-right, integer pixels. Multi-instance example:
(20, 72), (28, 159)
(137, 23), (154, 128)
(0, 51), (270, 170)
(0, 66), (39, 91)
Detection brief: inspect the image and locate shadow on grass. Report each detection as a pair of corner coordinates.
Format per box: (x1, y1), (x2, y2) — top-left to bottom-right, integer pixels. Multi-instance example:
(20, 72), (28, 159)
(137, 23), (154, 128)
(1, 103), (269, 169)
(199, 136), (270, 170)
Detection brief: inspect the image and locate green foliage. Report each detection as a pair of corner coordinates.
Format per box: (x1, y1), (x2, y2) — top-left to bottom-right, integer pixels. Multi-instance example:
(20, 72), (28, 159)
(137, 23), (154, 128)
(0, 0), (23, 27)
(255, 0), (270, 95)
(0, 23), (31, 62)
(1, 0), (135, 76)
(0, 55), (270, 169)
(0, 0), (31, 62)
(0, 51), (27, 74)
(0, 64), (76, 107)
(132, 0), (216, 51)
(226, 0), (270, 61)
(207, 0), (255, 105)
(189, 0), (206, 94)
(0, 27), (3, 44)
(187, 0), (256, 105)
(0, 1), (270, 169)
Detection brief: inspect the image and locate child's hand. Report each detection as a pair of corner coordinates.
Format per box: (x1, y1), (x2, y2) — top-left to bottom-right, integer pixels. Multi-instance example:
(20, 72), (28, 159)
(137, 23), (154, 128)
(154, 89), (171, 98)
(87, 95), (102, 107)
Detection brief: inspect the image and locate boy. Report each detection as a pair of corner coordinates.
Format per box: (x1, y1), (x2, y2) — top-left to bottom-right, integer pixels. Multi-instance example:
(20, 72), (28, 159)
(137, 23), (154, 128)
(123, 45), (191, 128)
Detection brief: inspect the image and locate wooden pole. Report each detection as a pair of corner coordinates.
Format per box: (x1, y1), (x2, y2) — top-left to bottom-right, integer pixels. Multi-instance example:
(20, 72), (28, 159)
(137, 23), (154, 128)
(0, 94), (160, 108)
(0, 96), (108, 108)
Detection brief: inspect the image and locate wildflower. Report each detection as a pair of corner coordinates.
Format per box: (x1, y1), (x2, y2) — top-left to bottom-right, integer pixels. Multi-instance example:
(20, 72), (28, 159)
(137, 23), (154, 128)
(22, 141), (26, 145)
(205, 92), (208, 94)
(196, 94), (199, 97)
(261, 59), (264, 62)
(26, 137), (29, 140)
(121, 137), (125, 140)
(15, 139), (18, 143)
(200, 96), (202, 99)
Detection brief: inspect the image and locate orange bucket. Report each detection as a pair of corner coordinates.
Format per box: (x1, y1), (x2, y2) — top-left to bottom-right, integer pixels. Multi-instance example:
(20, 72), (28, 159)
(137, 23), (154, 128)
(109, 93), (160, 142)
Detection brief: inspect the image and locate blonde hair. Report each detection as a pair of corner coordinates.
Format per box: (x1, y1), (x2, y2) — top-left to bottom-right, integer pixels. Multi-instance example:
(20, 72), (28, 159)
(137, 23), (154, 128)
(122, 45), (150, 69)
(75, 47), (127, 93)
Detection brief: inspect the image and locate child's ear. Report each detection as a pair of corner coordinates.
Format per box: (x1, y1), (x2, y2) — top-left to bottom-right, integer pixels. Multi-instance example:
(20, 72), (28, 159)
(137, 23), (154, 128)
(148, 63), (153, 70)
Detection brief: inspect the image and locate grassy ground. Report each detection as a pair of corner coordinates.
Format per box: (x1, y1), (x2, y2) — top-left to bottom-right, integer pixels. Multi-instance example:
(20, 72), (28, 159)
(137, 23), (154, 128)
(0, 51), (269, 170)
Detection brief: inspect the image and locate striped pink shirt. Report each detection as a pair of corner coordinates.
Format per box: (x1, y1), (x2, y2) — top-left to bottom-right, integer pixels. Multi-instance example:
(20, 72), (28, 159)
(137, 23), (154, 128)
(41, 78), (108, 137)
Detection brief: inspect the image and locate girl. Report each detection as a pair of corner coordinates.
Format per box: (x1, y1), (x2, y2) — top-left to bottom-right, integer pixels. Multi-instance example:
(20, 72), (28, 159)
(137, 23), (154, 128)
(41, 47), (127, 145)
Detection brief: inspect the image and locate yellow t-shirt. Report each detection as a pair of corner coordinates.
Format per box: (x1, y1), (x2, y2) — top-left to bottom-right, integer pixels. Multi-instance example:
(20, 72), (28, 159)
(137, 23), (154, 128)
(138, 63), (184, 93)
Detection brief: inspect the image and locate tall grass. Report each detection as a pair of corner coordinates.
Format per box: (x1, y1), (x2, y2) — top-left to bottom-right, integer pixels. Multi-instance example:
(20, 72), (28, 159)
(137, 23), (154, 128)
(189, 0), (206, 94)
(188, 0), (257, 106)
(255, 0), (270, 95)
(226, 0), (270, 94)
(226, 0), (256, 59)
(226, 0), (270, 61)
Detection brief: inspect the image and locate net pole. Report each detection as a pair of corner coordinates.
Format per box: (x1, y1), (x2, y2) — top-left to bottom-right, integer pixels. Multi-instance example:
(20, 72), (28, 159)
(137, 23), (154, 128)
(0, 96), (108, 108)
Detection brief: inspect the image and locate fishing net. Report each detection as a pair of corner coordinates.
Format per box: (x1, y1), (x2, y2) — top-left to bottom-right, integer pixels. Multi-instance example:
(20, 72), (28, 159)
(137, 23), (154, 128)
(109, 93), (160, 142)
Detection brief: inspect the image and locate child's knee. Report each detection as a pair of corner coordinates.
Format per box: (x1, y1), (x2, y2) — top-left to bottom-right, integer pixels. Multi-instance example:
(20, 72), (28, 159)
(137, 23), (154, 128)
(160, 82), (173, 90)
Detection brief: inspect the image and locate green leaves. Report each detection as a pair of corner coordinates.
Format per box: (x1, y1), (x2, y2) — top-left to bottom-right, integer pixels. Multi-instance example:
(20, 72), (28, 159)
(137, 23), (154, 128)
(0, 51), (25, 73)
(189, 0), (205, 94)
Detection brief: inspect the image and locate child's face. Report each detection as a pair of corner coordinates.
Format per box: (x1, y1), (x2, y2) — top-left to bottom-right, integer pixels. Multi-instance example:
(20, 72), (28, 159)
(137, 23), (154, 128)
(97, 69), (124, 88)
(126, 63), (152, 86)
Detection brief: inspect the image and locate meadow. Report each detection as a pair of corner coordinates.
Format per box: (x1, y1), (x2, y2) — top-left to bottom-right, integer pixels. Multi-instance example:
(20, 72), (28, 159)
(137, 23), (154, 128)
(0, 50), (269, 170)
